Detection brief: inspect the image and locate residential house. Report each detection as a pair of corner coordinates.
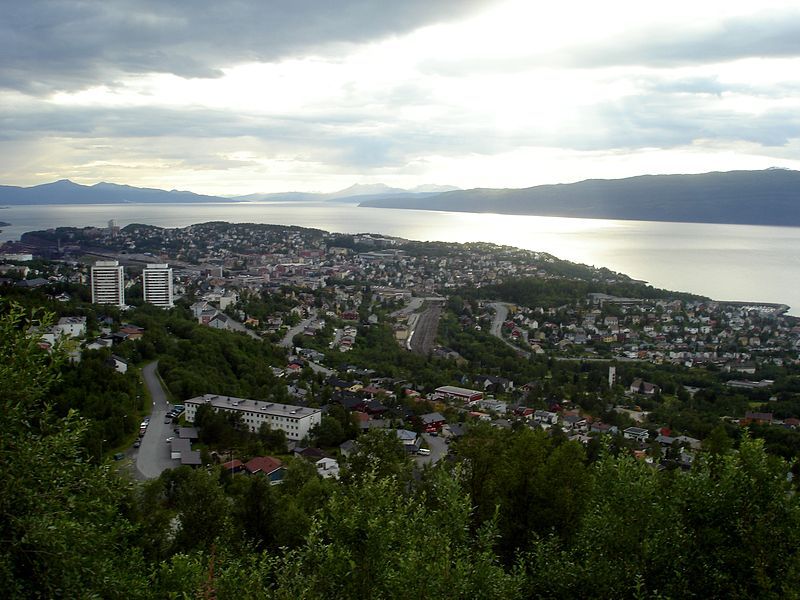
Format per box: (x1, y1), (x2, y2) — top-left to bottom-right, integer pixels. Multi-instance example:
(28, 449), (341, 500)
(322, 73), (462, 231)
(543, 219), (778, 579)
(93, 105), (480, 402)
(630, 378), (660, 395)
(623, 426), (650, 443)
(743, 411), (773, 425)
(244, 456), (285, 483)
(418, 412), (446, 433)
(533, 410), (559, 425)
(339, 439), (357, 457)
(395, 429), (421, 453)
(316, 457), (340, 479)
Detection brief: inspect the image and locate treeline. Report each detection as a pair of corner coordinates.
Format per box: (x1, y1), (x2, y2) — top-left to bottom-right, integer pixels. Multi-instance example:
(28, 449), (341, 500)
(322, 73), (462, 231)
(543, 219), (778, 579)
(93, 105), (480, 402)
(50, 348), (144, 459)
(118, 304), (289, 402)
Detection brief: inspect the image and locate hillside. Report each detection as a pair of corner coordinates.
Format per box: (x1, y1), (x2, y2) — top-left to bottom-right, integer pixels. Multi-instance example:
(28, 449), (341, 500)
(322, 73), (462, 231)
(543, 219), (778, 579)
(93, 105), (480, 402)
(359, 169), (800, 226)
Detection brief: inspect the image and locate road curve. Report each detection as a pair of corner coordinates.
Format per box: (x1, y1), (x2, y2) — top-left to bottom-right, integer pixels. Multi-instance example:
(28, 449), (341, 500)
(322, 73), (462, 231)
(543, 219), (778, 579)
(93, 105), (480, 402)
(487, 302), (531, 359)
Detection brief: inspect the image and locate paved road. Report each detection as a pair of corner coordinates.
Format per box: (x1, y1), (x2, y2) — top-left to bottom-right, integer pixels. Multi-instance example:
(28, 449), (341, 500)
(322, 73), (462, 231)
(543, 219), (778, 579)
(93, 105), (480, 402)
(415, 433), (448, 467)
(280, 310), (317, 348)
(223, 315), (261, 340)
(308, 360), (334, 376)
(488, 302), (531, 359)
(134, 361), (178, 480)
(488, 302), (508, 337)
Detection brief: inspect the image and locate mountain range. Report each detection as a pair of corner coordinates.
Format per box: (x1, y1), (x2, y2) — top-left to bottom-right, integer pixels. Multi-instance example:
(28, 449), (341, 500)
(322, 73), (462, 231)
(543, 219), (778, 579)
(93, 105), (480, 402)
(359, 169), (800, 227)
(0, 179), (459, 205)
(2, 170), (799, 226)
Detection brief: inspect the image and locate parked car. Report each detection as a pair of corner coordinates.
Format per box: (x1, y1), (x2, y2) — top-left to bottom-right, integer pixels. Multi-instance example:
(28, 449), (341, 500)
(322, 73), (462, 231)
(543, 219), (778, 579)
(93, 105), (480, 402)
(164, 417), (172, 424)
(113, 452), (125, 461)
(418, 448), (431, 456)
(133, 440), (141, 448)
(165, 437), (173, 443)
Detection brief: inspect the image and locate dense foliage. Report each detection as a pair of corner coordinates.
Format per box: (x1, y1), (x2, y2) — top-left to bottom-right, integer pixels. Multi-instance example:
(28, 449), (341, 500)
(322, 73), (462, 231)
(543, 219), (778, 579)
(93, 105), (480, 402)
(3, 299), (800, 598)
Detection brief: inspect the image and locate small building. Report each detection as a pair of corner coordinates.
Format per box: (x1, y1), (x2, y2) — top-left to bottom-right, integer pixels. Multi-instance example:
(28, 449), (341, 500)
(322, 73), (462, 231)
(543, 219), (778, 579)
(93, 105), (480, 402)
(477, 399), (508, 414)
(316, 457), (340, 479)
(418, 412), (446, 433)
(630, 379), (659, 395)
(107, 355), (128, 374)
(244, 456), (285, 484)
(395, 429), (421, 453)
(434, 385), (483, 403)
(177, 427), (199, 440)
(623, 426), (650, 443)
(743, 411), (774, 425)
(54, 316), (87, 338)
(339, 439), (357, 457)
(562, 414), (587, 431)
(533, 410), (559, 425)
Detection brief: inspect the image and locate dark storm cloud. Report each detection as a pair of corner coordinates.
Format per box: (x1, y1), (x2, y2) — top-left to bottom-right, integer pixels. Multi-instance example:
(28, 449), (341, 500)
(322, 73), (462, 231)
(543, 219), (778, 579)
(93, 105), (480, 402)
(1, 0), (491, 93)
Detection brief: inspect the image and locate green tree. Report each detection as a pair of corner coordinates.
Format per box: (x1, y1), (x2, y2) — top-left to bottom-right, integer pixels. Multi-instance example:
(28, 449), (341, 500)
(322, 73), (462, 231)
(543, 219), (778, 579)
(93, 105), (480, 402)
(0, 301), (147, 598)
(310, 415), (346, 448)
(258, 422), (288, 454)
(340, 429), (412, 484)
(276, 469), (519, 599)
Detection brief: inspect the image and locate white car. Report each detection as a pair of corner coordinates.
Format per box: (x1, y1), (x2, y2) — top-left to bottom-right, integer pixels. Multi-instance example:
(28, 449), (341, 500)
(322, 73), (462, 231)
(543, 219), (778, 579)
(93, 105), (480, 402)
(165, 437), (174, 443)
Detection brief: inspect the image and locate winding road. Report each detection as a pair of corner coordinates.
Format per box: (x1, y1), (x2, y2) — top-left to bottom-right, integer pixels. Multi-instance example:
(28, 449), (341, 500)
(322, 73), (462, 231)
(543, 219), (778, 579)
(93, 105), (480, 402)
(488, 302), (531, 359)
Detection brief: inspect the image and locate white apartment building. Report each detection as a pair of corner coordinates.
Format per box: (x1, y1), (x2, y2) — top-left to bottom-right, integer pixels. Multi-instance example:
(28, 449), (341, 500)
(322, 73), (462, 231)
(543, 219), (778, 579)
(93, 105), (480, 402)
(184, 394), (321, 442)
(143, 263), (174, 308)
(91, 260), (125, 307)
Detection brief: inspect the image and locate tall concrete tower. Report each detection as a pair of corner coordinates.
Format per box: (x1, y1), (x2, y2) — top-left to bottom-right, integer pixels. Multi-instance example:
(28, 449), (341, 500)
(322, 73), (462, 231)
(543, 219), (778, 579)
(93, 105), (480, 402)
(91, 260), (125, 307)
(143, 263), (174, 308)
(608, 365), (617, 388)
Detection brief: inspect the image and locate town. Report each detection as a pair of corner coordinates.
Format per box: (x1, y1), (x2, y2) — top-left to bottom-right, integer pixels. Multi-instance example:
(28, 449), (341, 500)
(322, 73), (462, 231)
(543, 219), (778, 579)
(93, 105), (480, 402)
(2, 220), (799, 481)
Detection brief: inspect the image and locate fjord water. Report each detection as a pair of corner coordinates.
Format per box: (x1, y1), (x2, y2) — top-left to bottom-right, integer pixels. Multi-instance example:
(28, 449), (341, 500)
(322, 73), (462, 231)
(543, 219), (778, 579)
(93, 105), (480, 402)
(2, 202), (799, 315)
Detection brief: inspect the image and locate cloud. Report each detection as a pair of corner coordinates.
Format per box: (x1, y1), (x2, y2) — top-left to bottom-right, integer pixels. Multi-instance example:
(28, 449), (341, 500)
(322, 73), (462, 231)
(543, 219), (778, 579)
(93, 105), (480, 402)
(1, 0), (491, 93)
(419, 8), (800, 77)
(561, 10), (800, 69)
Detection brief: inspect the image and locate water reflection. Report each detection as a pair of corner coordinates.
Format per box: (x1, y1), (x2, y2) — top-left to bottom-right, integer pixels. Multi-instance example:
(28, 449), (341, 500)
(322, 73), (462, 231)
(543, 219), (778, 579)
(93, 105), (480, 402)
(2, 203), (798, 314)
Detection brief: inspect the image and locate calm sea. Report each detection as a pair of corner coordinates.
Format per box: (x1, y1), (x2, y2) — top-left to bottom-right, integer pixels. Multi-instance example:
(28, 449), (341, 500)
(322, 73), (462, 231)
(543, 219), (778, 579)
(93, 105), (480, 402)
(2, 202), (799, 316)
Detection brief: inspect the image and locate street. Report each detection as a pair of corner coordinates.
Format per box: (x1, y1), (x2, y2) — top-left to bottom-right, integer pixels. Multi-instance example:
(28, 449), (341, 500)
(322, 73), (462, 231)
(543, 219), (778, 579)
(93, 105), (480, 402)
(280, 309), (317, 348)
(134, 361), (178, 480)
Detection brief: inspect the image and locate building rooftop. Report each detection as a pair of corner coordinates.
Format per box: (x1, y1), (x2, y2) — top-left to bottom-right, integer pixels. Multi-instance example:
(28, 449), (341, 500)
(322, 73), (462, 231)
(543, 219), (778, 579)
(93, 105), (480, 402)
(186, 394), (321, 418)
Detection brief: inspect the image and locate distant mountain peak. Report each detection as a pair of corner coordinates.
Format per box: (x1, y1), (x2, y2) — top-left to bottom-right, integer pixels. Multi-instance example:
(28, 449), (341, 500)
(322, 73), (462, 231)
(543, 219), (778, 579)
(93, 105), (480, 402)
(336, 183), (398, 194)
(325, 182), (459, 200)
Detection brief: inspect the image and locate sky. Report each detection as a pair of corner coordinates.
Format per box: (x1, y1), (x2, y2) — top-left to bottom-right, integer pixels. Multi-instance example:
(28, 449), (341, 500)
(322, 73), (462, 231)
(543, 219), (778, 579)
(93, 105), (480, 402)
(3, 0), (800, 195)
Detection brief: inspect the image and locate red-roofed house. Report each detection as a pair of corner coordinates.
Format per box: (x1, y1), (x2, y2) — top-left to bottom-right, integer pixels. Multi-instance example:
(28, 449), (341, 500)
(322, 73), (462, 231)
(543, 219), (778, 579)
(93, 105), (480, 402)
(245, 456), (285, 483)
